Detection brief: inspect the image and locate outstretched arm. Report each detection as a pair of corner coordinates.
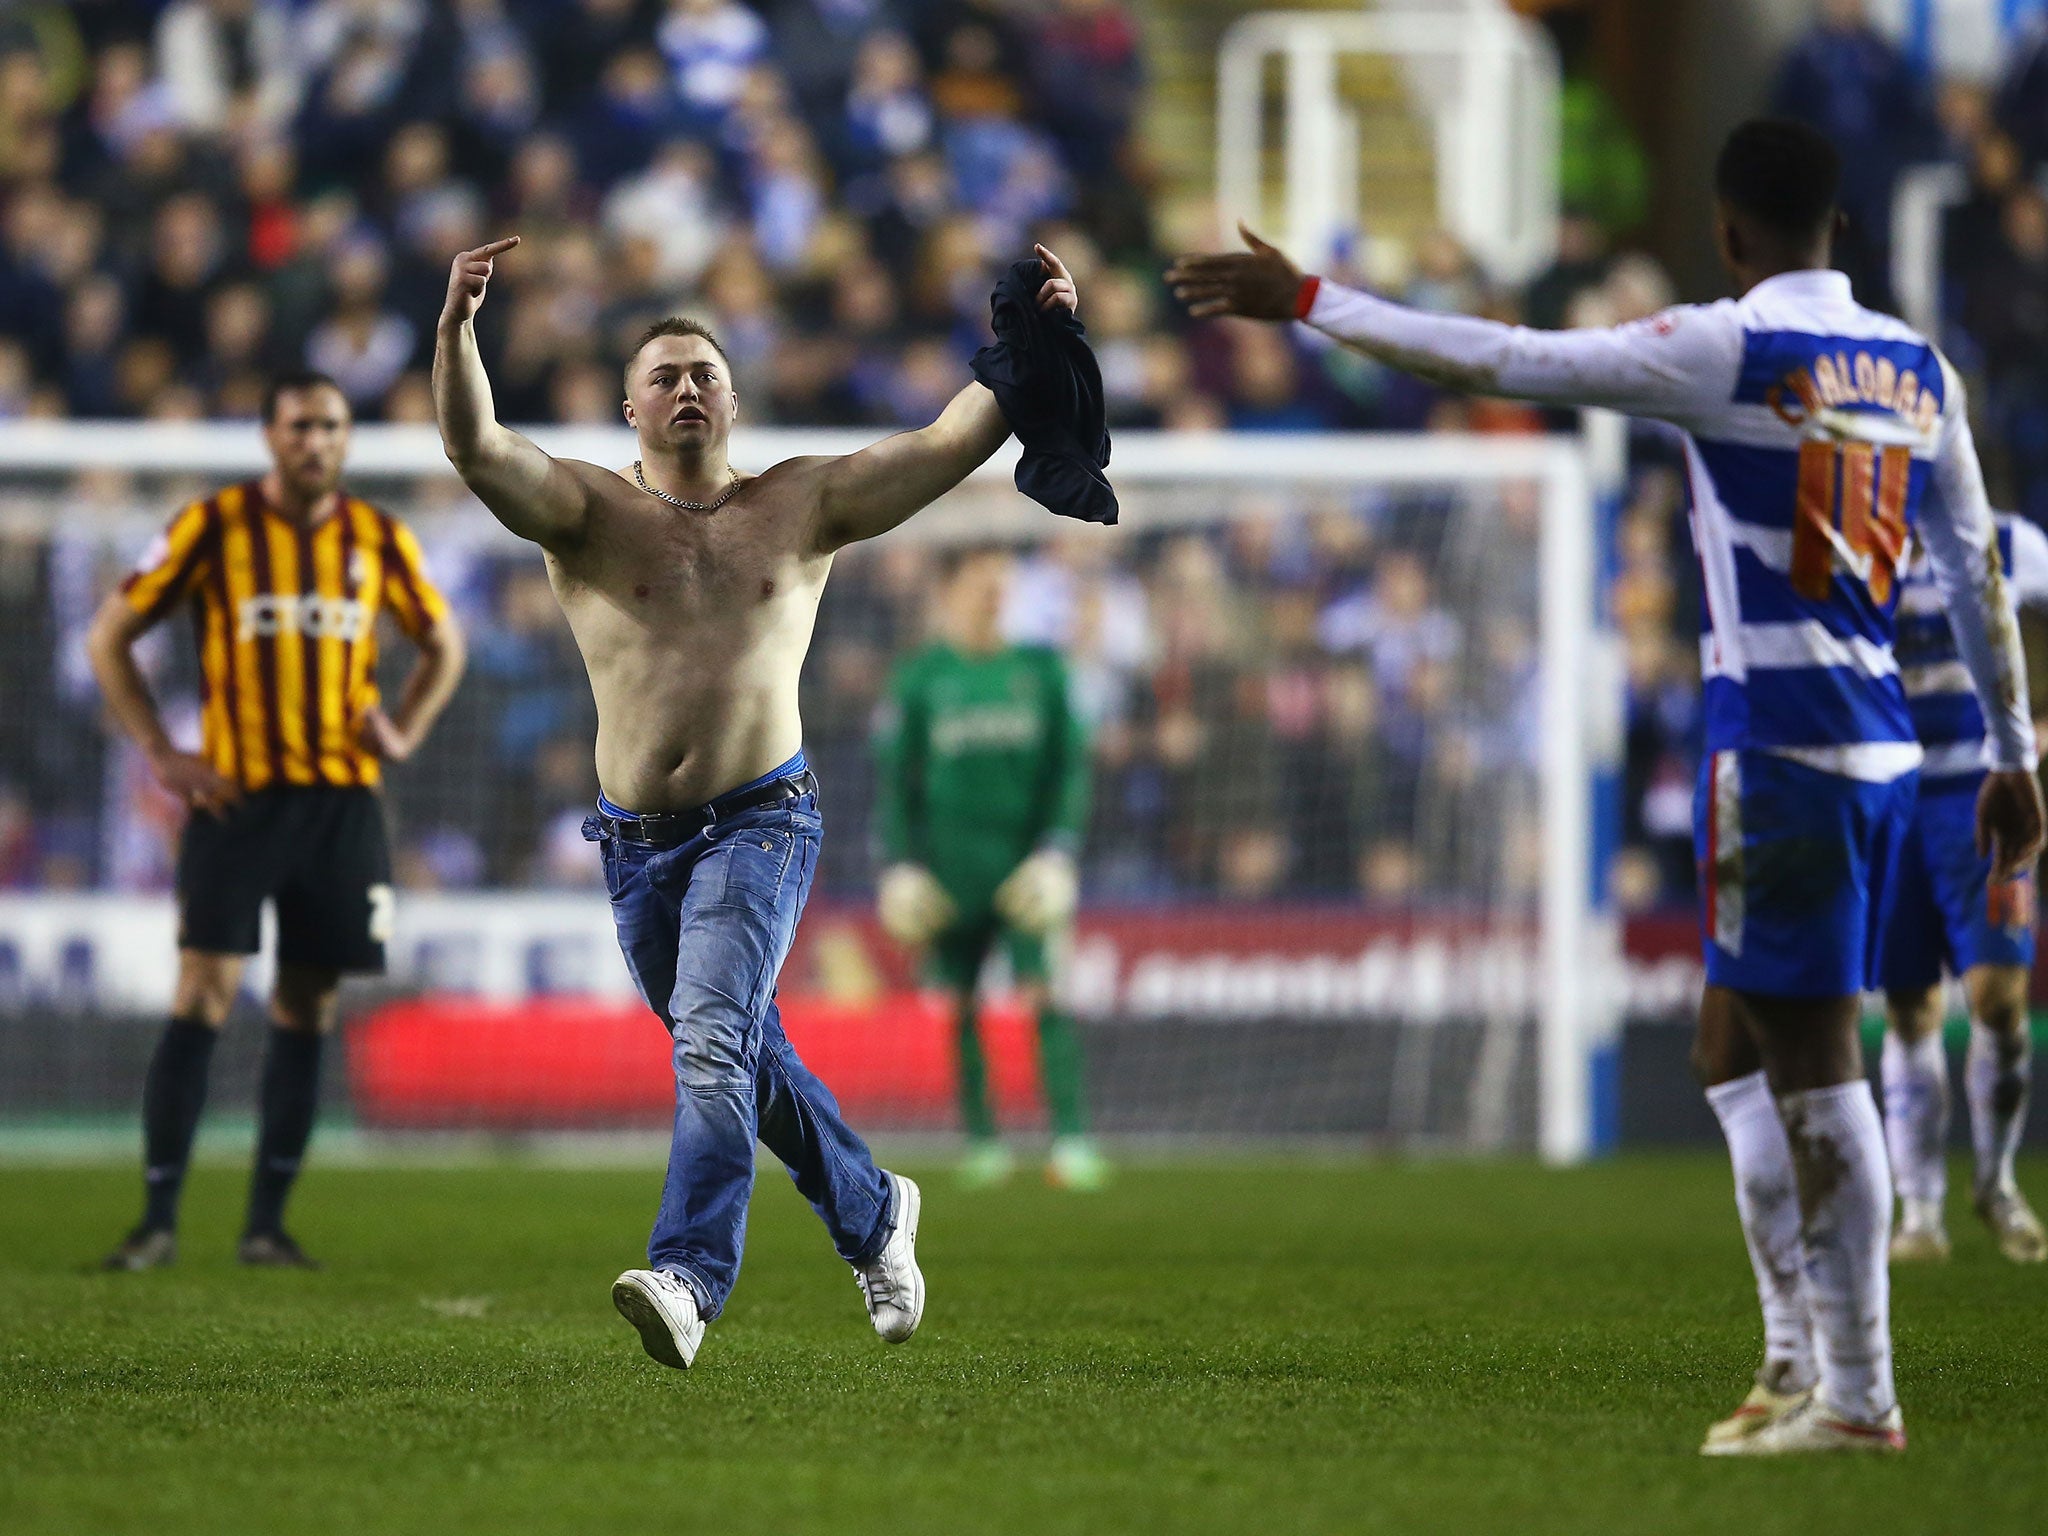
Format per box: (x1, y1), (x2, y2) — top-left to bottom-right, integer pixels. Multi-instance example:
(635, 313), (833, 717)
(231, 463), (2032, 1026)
(433, 237), (596, 551)
(808, 245), (1078, 553)
(809, 383), (1011, 553)
(1168, 225), (1738, 419)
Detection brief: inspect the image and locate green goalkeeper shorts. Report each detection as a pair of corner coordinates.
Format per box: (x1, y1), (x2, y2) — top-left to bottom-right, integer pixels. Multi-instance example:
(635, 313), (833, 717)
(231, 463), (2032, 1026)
(927, 912), (1057, 994)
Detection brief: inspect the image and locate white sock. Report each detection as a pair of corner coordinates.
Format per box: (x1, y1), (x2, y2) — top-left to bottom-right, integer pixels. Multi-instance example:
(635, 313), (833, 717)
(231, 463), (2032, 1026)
(1704, 1071), (1816, 1393)
(1777, 1083), (1895, 1423)
(1966, 1022), (2032, 1198)
(1880, 1030), (1948, 1214)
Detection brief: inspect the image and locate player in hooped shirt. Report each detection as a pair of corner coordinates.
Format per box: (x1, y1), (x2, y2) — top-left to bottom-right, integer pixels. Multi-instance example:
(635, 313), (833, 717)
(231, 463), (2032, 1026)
(1882, 516), (2048, 1265)
(1169, 119), (2045, 1455)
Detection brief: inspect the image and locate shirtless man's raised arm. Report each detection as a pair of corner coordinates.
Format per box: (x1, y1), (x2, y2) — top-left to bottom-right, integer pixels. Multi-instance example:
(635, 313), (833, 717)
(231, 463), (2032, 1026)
(802, 244), (1077, 554)
(432, 237), (600, 552)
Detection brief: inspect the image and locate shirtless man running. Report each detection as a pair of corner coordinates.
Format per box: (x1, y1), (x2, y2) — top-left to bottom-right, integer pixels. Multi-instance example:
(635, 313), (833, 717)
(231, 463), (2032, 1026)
(433, 236), (1078, 1370)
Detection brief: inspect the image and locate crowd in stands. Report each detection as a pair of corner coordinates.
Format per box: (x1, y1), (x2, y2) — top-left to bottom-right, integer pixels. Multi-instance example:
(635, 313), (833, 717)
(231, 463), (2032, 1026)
(0, 468), (1557, 912)
(0, 0), (1153, 428)
(8, 1), (2048, 917)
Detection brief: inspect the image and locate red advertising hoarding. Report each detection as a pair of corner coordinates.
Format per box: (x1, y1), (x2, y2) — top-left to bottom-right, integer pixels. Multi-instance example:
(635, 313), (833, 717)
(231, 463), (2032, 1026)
(349, 903), (1710, 1129)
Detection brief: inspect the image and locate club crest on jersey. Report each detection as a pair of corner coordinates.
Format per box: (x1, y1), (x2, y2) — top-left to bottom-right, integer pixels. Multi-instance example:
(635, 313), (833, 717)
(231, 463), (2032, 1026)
(348, 548), (370, 589)
(1766, 349), (1939, 436)
(237, 593), (368, 642)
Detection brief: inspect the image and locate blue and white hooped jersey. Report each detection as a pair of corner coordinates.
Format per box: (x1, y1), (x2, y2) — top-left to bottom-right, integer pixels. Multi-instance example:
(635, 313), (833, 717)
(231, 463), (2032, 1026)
(1298, 267), (2035, 782)
(1674, 276), (1949, 777)
(1895, 514), (2048, 781)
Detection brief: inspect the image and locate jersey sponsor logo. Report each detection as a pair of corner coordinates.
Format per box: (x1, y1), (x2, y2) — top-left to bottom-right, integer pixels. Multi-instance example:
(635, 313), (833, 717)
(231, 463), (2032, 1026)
(1765, 350), (1939, 435)
(236, 592), (369, 642)
(931, 704), (1043, 755)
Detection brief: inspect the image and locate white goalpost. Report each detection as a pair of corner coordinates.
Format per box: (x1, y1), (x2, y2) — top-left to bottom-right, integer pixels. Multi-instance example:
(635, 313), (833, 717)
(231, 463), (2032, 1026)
(0, 420), (1620, 1162)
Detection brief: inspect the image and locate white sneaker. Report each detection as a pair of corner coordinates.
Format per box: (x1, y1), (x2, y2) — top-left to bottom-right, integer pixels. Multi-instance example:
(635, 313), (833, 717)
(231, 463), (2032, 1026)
(1699, 1379), (1813, 1452)
(1976, 1184), (2048, 1264)
(1884, 1220), (1949, 1269)
(853, 1172), (924, 1343)
(1703, 1395), (1905, 1457)
(612, 1268), (705, 1370)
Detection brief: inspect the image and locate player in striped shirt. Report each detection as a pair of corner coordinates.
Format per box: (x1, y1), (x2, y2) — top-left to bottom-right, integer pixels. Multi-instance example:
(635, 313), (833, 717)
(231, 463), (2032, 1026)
(1882, 514), (2048, 1265)
(90, 371), (467, 1271)
(1171, 119), (2045, 1454)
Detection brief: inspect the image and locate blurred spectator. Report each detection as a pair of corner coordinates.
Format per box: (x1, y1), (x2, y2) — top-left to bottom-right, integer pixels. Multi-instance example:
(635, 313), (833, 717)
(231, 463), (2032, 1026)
(1318, 549), (1461, 704)
(155, 0), (300, 135)
(1771, 0), (1937, 307)
(602, 138), (726, 284)
(575, 45), (686, 187)
(767, 0), (888, 125)
(131, 193), (232, 367)
(1964, 185), (2048, 521)
(305, 236), (416, 409)
(1028, 0), (1141, 188)
(539, 0), (653, 119)
(658, 0), (767, 126)
(1546, 9), (1649, 238)
(1997, 17), (2048, 165)
(840, 30), (933, 180)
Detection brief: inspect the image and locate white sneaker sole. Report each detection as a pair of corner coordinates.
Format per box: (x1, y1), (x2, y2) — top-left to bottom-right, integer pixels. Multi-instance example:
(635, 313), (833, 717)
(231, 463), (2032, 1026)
(612, 1271), (701, 1369)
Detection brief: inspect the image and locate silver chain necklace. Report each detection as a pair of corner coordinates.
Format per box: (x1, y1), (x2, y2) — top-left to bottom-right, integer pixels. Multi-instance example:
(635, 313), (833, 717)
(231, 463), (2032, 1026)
(634, 461), (741, 511)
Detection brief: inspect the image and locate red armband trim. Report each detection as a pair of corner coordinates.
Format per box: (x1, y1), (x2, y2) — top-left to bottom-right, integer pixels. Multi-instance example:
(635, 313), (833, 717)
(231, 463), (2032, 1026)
(1294, 275), (1321, 321)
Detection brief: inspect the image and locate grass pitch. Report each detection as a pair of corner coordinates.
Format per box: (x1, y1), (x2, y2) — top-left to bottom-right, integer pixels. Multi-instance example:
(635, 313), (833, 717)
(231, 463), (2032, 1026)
(2, 1155), (2044, 1535)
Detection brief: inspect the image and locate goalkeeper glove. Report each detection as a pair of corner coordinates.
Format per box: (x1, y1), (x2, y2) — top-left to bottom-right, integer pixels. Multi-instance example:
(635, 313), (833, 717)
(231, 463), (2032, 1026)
(877, 863), (956, 945)
(993, 848), (1079, 935)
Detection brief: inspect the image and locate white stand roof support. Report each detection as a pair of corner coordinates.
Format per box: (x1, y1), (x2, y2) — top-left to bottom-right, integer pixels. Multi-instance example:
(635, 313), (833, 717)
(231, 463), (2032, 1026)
(1217, 4), (1561, 285)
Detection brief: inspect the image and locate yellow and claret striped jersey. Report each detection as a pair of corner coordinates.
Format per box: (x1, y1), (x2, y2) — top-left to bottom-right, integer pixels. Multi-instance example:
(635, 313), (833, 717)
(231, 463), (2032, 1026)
(121, 481), (450, 791)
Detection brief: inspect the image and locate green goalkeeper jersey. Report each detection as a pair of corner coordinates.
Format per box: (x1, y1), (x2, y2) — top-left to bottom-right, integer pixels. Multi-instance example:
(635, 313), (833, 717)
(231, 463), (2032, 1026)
(875, 642), (1090, 913)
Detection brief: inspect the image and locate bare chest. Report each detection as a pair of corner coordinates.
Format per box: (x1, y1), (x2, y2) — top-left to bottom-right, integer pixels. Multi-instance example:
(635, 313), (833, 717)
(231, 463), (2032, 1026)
(567, 499), (797, 620)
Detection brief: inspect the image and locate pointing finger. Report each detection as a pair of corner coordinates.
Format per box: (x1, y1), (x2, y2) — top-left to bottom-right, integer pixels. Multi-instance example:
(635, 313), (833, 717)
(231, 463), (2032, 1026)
(474, 235), (521, 258)
(1034, 243), (1070, 281)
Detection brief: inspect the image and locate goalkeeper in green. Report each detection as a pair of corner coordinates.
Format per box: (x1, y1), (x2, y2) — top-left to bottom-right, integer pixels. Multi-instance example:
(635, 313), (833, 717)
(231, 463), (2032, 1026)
(874, 547), (1105, 1190)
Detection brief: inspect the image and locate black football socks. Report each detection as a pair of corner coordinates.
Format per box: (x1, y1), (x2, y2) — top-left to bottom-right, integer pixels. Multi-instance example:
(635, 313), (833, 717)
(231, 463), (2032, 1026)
(140, 1017), (220, 1232)
(244, 1026), (324, 1239)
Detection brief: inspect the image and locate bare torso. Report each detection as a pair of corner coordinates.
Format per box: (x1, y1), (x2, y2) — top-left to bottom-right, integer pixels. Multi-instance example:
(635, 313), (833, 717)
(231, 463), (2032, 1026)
(545, 458), (832, 812)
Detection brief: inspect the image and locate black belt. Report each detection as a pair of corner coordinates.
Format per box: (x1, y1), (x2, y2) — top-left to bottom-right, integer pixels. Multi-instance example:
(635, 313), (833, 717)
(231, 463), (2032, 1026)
(597, 770), (816, 848)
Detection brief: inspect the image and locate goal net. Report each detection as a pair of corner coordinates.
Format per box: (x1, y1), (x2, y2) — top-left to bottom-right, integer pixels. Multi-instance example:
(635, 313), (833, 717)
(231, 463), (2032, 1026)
(0, 422), (1616, 1161)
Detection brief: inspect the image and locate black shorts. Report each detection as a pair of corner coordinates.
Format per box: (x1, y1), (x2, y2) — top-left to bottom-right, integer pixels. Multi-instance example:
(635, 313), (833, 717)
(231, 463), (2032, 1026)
(176, 786), (393, 974)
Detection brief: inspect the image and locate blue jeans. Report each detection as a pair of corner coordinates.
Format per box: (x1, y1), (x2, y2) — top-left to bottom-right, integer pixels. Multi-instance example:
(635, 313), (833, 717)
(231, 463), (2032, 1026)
(584, 762), (894, 1319)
